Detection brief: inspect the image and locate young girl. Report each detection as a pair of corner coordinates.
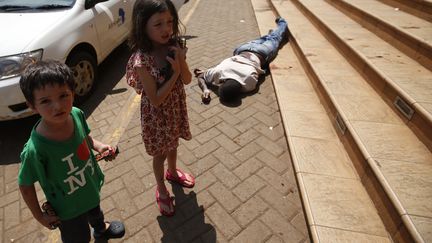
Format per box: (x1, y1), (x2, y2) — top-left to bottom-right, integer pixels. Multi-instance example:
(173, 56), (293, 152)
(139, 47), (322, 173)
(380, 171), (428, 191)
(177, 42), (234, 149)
(126, 0), (194, 216)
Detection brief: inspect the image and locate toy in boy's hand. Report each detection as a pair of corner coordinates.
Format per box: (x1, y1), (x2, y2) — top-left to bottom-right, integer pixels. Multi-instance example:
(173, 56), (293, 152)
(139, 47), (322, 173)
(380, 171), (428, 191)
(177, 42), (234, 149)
(95, 146), (119, 161)
(41, 201), (60, 229)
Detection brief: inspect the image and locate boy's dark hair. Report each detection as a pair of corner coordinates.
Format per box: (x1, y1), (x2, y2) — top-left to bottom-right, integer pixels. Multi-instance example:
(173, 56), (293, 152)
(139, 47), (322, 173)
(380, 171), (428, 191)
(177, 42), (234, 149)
(219, 79), (242, 102)
(129, 0), (182, 52)
(19, 60), (75, 105)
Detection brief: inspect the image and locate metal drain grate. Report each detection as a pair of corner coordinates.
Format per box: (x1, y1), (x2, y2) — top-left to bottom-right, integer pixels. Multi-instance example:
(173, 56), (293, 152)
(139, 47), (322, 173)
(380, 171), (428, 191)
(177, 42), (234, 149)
(394, 96), (414, 120)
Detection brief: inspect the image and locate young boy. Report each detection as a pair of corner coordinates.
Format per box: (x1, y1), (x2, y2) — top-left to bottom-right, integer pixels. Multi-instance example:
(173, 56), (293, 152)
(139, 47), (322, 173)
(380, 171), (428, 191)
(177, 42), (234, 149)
(18, 60), (125, 242)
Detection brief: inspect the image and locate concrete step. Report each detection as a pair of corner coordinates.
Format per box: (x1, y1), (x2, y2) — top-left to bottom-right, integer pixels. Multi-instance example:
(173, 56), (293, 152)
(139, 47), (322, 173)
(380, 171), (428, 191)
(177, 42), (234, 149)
(252, 0), (392, 242)
(293, 0), (432, 152)
(327, 0), (432, 72)
(267, 0), (432, 242)
(376, 0), (432, 22)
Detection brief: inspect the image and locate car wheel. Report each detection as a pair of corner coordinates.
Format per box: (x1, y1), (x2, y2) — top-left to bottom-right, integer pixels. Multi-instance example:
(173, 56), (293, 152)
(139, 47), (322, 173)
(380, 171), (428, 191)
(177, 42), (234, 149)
(66, 51), (97, 104)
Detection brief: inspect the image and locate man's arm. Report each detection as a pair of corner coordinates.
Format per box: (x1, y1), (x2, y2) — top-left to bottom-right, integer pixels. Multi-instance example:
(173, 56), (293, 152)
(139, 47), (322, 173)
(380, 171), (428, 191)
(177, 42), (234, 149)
(195, 69), (211, 104)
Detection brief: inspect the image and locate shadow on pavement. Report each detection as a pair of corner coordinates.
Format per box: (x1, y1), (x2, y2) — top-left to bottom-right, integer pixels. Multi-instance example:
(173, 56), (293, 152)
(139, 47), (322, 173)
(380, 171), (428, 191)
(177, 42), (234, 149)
(80, 42), (131, 116)
(157, 185), (216, 242)
(0, 114), (39, 165)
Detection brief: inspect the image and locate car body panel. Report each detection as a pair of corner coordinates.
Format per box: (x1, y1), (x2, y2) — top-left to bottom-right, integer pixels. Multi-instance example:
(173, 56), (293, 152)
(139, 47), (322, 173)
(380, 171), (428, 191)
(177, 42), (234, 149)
(0, 0), (187, 121)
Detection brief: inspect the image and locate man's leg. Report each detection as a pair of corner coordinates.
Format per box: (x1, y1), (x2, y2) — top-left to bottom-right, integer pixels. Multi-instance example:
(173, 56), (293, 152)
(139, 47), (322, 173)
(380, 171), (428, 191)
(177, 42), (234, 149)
(258, 17), (288, 64)
(266, 17), (289, 47)
(233, 18), (288, 66)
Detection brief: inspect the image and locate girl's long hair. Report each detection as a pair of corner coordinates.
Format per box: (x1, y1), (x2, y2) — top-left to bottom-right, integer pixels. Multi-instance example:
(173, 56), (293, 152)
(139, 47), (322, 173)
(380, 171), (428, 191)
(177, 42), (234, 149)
(128, 0), (184, 52)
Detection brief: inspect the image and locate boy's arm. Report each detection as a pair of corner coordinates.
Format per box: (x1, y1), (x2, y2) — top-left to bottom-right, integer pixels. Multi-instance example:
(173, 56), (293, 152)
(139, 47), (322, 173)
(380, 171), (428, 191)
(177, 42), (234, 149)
(19, 184), (59, 229)
(87, 135), (117, 161)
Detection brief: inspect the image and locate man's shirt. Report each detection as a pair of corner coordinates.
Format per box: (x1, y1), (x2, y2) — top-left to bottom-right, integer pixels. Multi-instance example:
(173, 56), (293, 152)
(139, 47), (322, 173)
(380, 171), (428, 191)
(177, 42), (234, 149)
(204, 52), (264, 92)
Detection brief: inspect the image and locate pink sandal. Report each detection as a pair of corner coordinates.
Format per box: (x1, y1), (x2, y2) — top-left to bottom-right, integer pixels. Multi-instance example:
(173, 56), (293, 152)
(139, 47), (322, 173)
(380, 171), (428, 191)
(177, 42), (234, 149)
(165, 169), (195, 188)
(156, 187), (175, 217)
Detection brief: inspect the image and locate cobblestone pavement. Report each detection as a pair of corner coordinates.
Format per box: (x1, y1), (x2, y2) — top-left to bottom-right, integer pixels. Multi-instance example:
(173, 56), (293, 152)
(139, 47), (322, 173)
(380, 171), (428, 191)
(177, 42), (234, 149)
(0, 0), (310, 242)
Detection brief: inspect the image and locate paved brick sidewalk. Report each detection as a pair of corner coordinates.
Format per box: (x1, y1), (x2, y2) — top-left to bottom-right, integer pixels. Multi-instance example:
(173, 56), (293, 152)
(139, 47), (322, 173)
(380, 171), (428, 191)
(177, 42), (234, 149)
(0, 0), (309, 242)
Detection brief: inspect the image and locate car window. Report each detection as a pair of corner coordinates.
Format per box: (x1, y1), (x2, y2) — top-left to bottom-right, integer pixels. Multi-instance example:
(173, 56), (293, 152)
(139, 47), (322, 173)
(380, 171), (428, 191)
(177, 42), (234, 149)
(0, 0), (75, 11)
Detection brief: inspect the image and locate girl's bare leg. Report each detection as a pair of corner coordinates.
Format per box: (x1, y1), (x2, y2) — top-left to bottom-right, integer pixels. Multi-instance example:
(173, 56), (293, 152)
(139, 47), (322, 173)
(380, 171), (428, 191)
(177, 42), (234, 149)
(167, 149), (194, 187)
(153, 153), (174, 214)
(167, 149), (177, 175)
(153, 154), (167, 192)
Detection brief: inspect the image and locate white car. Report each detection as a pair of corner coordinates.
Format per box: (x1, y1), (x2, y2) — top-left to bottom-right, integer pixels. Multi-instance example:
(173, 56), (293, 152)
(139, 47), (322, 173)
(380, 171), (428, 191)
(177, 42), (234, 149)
(0, 0), (187, 121)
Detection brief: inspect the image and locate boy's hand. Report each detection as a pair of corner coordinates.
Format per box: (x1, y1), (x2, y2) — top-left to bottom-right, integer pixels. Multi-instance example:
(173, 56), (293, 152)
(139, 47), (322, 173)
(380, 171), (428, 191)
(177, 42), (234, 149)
(40, 201), (60, 229)
(37, 211), (60, 230)
(95, 146), (119, 161)
(42, 214), (61, 230)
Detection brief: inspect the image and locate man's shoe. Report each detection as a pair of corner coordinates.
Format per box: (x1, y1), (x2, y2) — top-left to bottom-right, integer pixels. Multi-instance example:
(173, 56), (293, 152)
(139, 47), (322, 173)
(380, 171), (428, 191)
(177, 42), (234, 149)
(275, 16), (283, 23)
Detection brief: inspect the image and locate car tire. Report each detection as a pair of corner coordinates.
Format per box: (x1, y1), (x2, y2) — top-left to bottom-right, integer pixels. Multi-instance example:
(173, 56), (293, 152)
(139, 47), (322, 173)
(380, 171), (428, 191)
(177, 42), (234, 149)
(66, 51), (97, 104)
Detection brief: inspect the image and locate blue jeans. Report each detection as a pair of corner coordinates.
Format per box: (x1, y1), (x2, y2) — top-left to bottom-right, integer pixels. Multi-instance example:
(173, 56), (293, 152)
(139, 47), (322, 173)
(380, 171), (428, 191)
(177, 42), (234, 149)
(233, 18), (288, 67)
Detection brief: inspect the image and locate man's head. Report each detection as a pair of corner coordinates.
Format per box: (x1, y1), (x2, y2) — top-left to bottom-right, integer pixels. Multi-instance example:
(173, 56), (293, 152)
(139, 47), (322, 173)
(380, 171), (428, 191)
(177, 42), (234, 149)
(20, 60), (75, 106)
(219, 79), (242, 102)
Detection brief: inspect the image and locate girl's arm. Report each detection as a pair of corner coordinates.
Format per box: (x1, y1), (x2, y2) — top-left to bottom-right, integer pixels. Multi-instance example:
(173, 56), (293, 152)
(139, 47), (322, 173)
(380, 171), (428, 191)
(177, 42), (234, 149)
(19, 184), (60, 229)
(177, 47), (192, 85)
(137, 56), (180, 107)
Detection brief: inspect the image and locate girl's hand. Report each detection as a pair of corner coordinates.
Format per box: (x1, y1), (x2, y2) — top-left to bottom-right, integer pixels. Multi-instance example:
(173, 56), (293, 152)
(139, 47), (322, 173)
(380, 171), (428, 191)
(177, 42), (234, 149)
(166, 46), (181, 77)
(177, 45), (188, 60)
(169, 42), (192, 85)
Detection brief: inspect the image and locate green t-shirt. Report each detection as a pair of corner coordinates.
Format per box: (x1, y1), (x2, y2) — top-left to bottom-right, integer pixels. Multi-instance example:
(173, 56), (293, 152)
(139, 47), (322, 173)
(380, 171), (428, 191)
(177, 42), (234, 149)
(18, 107), (105, 220)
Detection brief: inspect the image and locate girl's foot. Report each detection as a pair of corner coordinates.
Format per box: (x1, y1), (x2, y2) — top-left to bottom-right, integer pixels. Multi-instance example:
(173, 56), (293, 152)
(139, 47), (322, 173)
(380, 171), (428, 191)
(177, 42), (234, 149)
(165, 169), (195, 188)
(156, 187), (175, 216)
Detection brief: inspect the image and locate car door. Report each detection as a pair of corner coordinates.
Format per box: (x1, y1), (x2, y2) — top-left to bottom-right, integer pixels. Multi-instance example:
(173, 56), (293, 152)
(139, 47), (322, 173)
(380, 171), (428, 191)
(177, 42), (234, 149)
(119, 0), (135, 40)
(92, 0), (125, 60)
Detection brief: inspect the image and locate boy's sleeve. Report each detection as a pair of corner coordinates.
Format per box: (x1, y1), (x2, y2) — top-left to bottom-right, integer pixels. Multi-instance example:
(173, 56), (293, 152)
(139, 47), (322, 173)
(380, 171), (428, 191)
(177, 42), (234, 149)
(73, 107), (90, 135)
(18, 143), (40, 186)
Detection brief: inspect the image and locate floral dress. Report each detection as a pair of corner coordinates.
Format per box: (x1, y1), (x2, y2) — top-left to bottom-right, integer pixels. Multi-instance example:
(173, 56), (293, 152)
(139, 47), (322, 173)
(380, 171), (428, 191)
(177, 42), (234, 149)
(126, 50), (191, 156)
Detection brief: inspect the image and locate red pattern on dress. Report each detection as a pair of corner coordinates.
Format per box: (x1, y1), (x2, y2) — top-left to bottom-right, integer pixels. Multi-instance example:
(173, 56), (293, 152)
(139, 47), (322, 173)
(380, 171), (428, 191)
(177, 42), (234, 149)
(126, 50), (192, 156)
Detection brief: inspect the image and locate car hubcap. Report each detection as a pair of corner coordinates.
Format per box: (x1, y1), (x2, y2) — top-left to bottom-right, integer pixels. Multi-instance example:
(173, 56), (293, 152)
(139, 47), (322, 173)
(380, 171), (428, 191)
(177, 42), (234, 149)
(72, 60), (94, 96)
